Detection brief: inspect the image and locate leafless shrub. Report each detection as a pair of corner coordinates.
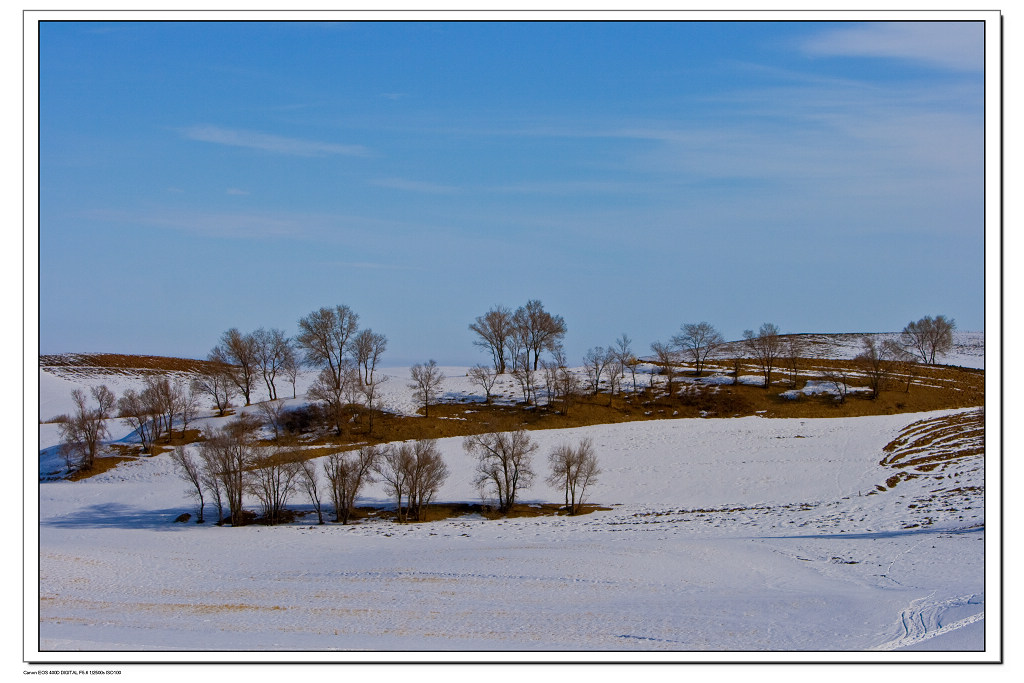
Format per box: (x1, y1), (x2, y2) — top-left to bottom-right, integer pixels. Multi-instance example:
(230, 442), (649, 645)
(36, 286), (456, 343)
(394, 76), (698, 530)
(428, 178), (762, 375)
(325, 445), (380, 524)
(409, 360), (445, 417)
(547, 437), (600, 515)
(57, 386), (113, 472)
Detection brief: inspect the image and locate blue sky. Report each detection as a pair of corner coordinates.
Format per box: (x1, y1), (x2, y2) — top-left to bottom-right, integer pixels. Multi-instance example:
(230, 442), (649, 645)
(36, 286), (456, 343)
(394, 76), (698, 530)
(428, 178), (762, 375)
(37, 19), (988, 365)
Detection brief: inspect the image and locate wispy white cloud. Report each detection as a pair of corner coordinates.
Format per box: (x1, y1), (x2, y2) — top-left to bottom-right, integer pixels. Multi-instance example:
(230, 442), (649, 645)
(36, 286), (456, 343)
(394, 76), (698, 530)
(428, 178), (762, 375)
(180, 124), (370, 157)
(799, 23), (983, 72)
(370, 177), (460, 194)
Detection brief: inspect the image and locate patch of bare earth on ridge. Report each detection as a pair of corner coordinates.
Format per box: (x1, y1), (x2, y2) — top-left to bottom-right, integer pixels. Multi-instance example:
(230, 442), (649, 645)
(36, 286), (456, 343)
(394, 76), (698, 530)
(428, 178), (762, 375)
(874, 409), (984, 529)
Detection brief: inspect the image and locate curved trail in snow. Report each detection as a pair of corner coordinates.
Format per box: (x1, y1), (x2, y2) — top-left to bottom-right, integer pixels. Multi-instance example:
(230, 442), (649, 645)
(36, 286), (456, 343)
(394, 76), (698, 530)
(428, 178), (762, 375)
(870, 593), (984, 651)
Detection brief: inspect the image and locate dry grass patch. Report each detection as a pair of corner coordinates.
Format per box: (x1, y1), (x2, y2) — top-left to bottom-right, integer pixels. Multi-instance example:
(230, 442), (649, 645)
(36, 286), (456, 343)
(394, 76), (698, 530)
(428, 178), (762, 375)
(876, 408), (984, 492)
(66, 453), (138, 481)
(40, 353), (216, 374)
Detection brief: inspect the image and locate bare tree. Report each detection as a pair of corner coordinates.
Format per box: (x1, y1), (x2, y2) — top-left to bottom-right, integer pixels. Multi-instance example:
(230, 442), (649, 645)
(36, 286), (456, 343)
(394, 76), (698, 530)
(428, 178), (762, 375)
(583, 346), (613, 396)
(192, 357), (237, 416)
(743, 323), (783, 388)
(468, 364), (499, 403)
(197, 447), (226, 525)
(671, 322), (724, 376)
(730, 356), (743, 385)
(91, 384), (116, 419)
(782, 336), (806, 389)
(511, 354), (538, 405)
(117, 388), (156, 454)
(899, 315), (957, 365)
(212, 328), (259, 405)
(884, 339), (919, 393)
(649, 341), (679, 396)
(614, 334), (641, 394)
(855, 336), (898, 399)
(409, 359), (445, 417)
(248, 450), (301, 525)
(325, 445), (380, 524)
(464, 428), (538, 514)
(821, 365), (854, 404)
(307, 361), (361, 435)
(57, 387), (113, 472)
(179, 380), (200, 437)
(544, 350), (581, 415)
(404, 440), (449, 522)
(281, 342), (302, 400)
(349, 328), (387, 385)
(504, 315), (529, 373)
(359, 374), (388, 436)
(199, 416), (262, 526)
(296, 304), (359, 387)
(252, 327), (290, 400)
(296, 458), (325, 524)
(142, 375), (188, 443)
(171, 445), (205, 523)
(257, 399), (290, 441)
(606, 357), (624, 399)
(470, 305), (515, 374)
(374, 443), (414, 522)
(547, 438), (601, 515)
(516, 299), (567, 370)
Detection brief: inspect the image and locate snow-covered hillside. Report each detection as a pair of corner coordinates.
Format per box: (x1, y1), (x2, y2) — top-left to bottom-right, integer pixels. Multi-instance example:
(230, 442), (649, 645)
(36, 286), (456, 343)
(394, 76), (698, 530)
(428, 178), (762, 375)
(31, 334), (991, 659)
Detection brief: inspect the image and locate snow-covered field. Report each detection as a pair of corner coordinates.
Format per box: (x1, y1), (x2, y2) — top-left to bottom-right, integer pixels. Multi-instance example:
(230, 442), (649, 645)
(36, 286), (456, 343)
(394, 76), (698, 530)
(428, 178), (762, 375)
(30, 335), (992, 661)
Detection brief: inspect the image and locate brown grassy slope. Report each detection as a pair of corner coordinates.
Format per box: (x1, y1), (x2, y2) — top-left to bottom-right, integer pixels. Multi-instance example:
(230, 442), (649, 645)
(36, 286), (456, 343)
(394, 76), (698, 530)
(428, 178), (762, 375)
(40, 353), (216, 375)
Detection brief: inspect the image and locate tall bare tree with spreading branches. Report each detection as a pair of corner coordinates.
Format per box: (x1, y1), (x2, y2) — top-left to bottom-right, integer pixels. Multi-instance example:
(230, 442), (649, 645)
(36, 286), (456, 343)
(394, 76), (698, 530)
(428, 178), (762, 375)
(296, 304), (360, 387)
(899, 315), (956, 365)
(464, 428), (538, 514)
(409, 360), (445, 417)
(470, 305), (514, 374)
(743, 323), (784, 388)
(672, 322), (724, 376)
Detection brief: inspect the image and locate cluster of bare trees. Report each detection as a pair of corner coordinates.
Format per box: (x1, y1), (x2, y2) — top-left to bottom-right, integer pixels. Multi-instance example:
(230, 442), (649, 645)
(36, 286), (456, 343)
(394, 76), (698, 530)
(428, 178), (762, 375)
(469, 300), (567, 375)
(207, 327), (298, 406)
(56, 385), (116, 471)
(172, 426), (602, 525)
(649, 322), (726, 394)
(117, 376), (202, 453)
(297, 305), (388, 435)
(374, 440), (449, 522)
(171, 414), (355, 527)
(172, 426), (453, 526)
(197, 305), (389, 436)
(56, 376), (202, 470)
(172, 415), (268, 525)
(581, 335), (642, 403)
(463, 428), (600, 516)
